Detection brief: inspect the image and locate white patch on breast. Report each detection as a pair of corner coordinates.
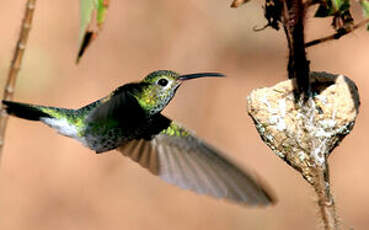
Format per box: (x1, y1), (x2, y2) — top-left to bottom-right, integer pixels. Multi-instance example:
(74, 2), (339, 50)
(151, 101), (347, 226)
(41, 117), (86, 145)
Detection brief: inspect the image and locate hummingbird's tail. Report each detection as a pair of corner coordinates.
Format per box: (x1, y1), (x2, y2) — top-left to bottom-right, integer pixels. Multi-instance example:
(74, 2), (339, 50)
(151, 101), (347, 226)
(2, 100), (82, 141)
(3, 100), (82, 140)
(2, 100), (53, 121)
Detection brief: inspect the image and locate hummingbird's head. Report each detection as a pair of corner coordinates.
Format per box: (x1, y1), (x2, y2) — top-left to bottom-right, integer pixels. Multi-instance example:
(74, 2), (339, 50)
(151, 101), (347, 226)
(133, 70), (224, 115)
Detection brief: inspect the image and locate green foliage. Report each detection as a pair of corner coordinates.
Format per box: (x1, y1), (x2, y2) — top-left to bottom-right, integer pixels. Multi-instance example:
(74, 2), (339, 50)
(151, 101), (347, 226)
(314, 0), (350, 17)
(77, 0), (109, 63)
(360, 0), (369, 30)
(96, 0), (109, 27)
(79, 0), (95, 42)
(314, 0), (353, 32)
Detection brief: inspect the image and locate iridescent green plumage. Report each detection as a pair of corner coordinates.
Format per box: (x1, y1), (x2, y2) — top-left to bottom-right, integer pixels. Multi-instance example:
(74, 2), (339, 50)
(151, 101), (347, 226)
(2, 70), (275, 206)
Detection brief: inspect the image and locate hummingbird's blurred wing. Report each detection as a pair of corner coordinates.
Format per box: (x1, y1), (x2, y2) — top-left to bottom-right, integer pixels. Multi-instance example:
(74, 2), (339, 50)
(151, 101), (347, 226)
(117, 119), (275, 206)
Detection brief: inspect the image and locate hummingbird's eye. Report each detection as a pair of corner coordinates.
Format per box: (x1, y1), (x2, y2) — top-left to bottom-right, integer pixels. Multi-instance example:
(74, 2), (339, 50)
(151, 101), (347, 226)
(157, 78), (168, 87)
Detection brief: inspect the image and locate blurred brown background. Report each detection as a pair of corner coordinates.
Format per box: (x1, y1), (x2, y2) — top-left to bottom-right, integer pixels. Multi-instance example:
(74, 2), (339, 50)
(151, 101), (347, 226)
(0, 1), (368, 229)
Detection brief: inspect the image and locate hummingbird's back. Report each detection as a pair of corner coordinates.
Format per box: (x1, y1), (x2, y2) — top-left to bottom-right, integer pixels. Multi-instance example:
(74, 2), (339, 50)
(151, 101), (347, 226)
(82, 86), (160, 153)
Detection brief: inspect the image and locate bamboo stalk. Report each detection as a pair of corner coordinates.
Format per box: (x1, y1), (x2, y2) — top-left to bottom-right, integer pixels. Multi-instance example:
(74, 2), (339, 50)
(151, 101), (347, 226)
(0, 0), (37, 162)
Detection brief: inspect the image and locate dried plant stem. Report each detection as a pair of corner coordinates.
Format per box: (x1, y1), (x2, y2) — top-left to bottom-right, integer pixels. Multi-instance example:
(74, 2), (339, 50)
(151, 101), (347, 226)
(313, 164), (338, 230)
(282, 0), (311, 101)
(283, 0), (339, 228)
(0, 0), (37, 162)
(230, 0), (251, 8)
(302, 101), (339, 230)
(306, 18), (369, 48)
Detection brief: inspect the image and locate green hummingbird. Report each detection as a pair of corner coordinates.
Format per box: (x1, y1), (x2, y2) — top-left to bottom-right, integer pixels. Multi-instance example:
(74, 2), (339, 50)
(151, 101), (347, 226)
(2, 70), (274, 206)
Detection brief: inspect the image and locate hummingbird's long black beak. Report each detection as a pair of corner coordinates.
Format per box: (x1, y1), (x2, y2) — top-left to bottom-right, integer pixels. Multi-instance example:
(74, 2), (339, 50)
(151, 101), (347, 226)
(178, 72), (225, 81)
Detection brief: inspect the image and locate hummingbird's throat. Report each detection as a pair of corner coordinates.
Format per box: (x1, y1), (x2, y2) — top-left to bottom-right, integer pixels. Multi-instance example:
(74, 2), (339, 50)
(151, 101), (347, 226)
(132, 81), (179, 115)
(133, 92), (168, 115)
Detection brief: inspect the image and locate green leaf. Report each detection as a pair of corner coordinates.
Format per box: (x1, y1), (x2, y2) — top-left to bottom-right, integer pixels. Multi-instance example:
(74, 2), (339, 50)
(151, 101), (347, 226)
(314, 0), (350, 17)
(77, 0), (110, 63)
(96, 0), (109, 26)
(360, 0), (369, 30)
(339, 0), (350, 11)
(331, 0), (343, 11)
(80, 0), (95, 42)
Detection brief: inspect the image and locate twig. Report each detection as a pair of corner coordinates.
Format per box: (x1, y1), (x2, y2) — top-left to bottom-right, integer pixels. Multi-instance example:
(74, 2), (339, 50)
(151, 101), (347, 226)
(282, 0), (311, 101)
(230, 0), (251, 8)
(282, 1), (338, 228)
(306, 18), (369, 48)
(0, 0), (37, 162)
(313, 164), (338, 230)
(281, 1), (293, 63)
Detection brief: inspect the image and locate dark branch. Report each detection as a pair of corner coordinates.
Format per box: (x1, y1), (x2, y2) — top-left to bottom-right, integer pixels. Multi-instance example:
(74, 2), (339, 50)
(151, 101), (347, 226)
(283, 0), (311, 102)
(306, 18), (369, 48)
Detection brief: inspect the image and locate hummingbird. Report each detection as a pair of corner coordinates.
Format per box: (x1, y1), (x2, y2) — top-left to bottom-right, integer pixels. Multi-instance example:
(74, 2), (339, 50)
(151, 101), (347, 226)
(2, 70), (274, 206)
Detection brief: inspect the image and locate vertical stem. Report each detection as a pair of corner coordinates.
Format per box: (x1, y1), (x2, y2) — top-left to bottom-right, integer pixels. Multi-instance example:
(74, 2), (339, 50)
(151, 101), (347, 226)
(282, 0), (311, 101)
(0, 0), (37, 162)
(314, 164), (338, 230)
(283, 0), (337, 228)
(290, 0), (310, 100)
